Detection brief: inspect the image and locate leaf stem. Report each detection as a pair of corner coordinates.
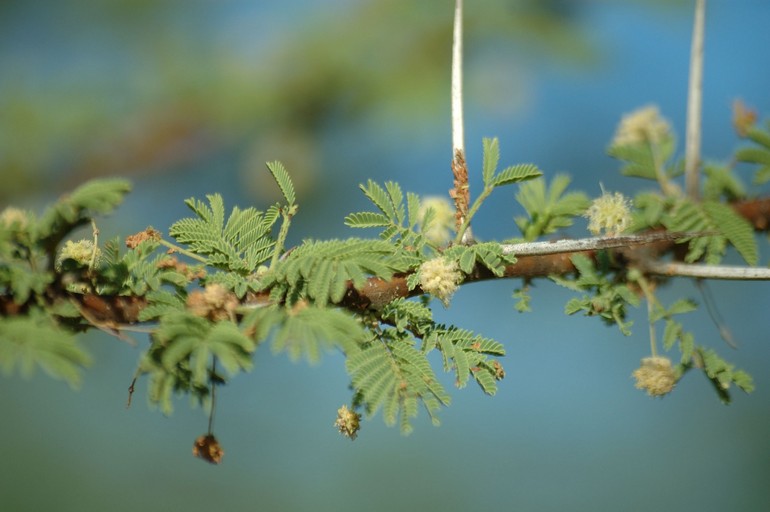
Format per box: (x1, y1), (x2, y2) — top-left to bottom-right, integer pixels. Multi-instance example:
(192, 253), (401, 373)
(158, 239), (208, 264)
(635, 275), (658, 357)
(454, 186), (492, 244)
(271, 206), (294, 268)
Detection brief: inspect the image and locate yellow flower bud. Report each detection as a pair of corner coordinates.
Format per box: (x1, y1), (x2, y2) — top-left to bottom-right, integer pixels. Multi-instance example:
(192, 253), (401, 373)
(632, 356), (677, 397)
(584, 191), (632, 236)
(418, 257), (462, 307)
(334, 405), (361, 440)
(57, 240), (101, 269)
(612, 105), (671, 147)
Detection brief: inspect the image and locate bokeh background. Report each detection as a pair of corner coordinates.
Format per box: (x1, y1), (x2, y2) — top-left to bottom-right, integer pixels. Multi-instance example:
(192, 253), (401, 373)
(2, 1), (770, 511)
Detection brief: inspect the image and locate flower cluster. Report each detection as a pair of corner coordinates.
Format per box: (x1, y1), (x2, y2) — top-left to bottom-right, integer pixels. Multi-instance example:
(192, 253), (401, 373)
(632, 356), (677, 397)
(186, 283), (239, 321)
(584, 191), (632, 236)
(418, 257), (462, 307)
(56, 239), (101, 269)
(192, 433), (224, 464)
(334, 405), (361, 440)
(611, 105), (671, 147)
(418, 196), (455, 246)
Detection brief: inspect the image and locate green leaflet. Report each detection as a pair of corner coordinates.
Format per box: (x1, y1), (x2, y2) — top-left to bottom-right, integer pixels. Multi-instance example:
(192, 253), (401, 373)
(553, 253), (639, 336)
(0, 312), (92, 389)
(607, 135), (676, 181)
(443, 242), (517, 276)
(346, 180), (431, 252)
(261, 238), (408, 307)
(347, 334), (450, 434)
(380, 298), (506, 396)
(242, 304), (366, 363)
(663, 199), (758, 265)
(266, 161), (296, 206)
(36, 178), (132, 244)
(482, 137), (500, 187)
(735, 123), (770, 185)
(430, 327), (505, 395)
(169, 194), (278, 273)
(515, 175), (590, 241)
(140, 312), (255, 413)
(691, 346), (754, 404)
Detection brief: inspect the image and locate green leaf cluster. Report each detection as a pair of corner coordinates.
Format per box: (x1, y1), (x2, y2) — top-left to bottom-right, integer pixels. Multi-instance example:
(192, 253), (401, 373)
(140, 312), (255, 414)
(344, 298), (505, 433)
(0, 308), (92, 389)
(663, 199), (758, 265)
(553, 253), (640, 335)
(443, 242), (517, 277)
(259, 238), (409, 308)
(242, 304), (366, 363)
(735, 122), (770, 185)
(481, 138), (542, 189)
(607, 134), (678, 184)
(687, 347), (754, 404)
(515, 175), (590, 241)
(345, 180), (428, 249)
(170, 194), (279, 273)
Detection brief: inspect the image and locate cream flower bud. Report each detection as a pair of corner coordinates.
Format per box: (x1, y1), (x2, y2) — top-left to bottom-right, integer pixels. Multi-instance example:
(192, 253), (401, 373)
(0, 207), (30, 230)
(418, 196), (455, 246)
(584, 191), (632, 236)
(612, 105), (671, 147)
(334, 405), (361, 440)
(632, 356), (677, 397)
(57, 240), (101, 268)
(419, 257), (462, 307)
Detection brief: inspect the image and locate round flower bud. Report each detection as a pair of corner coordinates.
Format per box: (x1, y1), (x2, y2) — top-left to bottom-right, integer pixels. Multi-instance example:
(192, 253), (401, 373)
(418, 257), (462, 307)
(418, 196), (455, 246)
(611, 105), (671, 147)
(632, 356), (677, 397)
(0, 207), (30, 230)
(57, 240), (101, 269)
(584, 191), (632, 237)
(192, 433), (224, 464)
(334, 405), (361, 440)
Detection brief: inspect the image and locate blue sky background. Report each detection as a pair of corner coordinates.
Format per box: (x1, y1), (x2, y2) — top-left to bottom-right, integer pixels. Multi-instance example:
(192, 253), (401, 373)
(2, 2), (770, 511)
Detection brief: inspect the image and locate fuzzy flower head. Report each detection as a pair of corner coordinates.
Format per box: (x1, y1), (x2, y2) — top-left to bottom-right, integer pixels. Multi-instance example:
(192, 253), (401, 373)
(612, 105), (671, 147)
(186, 283), (238, 320)
(584, 191), (632, 236)
(632, 356), (677, 397)
(419, 257), (462, 307)
(57, 239), (101, 269)
(418, 196), (455, 246)
(0, 207), (30, 230)
(334, 405), (361, 440)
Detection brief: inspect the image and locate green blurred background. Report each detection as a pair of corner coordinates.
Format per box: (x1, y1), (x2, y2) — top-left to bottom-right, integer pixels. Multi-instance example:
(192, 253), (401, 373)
(2, 1), (770, 511)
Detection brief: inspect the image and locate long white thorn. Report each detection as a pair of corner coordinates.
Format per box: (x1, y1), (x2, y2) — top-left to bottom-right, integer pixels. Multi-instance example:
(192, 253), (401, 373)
(451, 0), (465, 157)
(685, 0), (706, 199)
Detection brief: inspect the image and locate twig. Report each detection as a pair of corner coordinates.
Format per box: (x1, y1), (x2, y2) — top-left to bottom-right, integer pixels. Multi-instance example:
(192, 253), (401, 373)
(500, 231), (700, 256)
(640, 260), (770, 280)
(685, 0), (706, 199)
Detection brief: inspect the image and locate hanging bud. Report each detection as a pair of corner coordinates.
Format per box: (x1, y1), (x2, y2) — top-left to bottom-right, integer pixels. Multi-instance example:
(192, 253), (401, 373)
(334, 405), (361, 440)
(632, 356), (677, 397)
(193, 433), (224, 464)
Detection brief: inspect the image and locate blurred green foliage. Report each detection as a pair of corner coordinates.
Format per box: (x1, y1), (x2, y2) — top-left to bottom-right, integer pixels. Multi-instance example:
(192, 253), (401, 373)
(0, 0), (692, 203)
